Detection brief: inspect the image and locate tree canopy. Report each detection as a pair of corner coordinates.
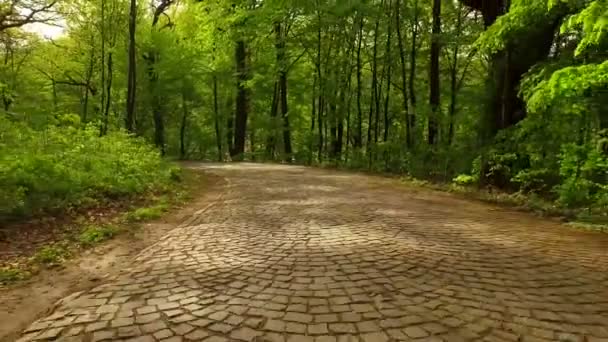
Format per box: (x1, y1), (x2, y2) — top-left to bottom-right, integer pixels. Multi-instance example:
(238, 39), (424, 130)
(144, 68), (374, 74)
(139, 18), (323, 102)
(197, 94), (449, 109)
(1, 0), (607, 218)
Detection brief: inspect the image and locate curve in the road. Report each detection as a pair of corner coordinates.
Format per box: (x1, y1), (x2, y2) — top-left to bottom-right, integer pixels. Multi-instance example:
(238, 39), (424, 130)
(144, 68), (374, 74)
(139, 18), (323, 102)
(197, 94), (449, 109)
(16, 164), (608, 342)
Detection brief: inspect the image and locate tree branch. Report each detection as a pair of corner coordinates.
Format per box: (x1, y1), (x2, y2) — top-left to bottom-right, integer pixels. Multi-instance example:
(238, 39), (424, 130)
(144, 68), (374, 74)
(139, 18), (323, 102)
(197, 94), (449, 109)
(0, 0), (59, 32)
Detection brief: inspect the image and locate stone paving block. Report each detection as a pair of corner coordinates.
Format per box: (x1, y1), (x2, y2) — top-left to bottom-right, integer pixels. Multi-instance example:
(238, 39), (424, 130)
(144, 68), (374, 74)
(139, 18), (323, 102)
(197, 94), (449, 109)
(15, 164), (608, 342)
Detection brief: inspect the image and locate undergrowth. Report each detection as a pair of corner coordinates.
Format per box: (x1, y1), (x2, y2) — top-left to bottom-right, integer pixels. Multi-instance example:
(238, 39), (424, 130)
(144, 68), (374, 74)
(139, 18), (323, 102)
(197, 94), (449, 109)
(0, 115), (179, 220)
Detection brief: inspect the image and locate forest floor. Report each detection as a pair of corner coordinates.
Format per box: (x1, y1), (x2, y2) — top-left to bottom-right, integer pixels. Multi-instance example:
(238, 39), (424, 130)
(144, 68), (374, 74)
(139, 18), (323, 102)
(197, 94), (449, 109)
(6, 163), (608, 341)
(0, 169), (225, 341)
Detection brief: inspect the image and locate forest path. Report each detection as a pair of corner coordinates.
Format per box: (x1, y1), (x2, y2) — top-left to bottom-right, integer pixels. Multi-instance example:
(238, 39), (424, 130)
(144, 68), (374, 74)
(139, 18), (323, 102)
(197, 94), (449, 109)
(17, 163), (608, 341)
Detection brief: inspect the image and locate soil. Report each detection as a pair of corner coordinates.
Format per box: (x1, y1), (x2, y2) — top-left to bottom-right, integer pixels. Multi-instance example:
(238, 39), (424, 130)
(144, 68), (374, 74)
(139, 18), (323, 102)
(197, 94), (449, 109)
(0, 169), (224, 342)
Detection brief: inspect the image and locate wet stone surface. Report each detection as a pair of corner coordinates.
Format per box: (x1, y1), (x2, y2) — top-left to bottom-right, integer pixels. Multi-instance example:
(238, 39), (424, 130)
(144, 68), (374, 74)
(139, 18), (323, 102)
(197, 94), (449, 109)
(17, 164), (608, 341)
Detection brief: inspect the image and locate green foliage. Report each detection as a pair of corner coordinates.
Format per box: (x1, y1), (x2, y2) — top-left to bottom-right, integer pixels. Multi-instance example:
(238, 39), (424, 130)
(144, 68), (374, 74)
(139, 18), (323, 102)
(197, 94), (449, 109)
(0, 267), (29, 283)
(453, 174), (477, 186)
(525, 61), (608, 114)
(555, 140), (608, 208)
(78, 224), (119, 246)
(125, 203), (169, 222)
(1, 0), (606, 224)
(32, 245), (69, 266)
(0, 116), (179, 219)
(475, 0), (549, 53)
(553, 0), (608, 56)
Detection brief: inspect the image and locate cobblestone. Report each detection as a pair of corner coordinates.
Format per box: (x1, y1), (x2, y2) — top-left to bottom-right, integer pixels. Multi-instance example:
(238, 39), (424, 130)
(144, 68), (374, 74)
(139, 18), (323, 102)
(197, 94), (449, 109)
(17, 164), (608, 341)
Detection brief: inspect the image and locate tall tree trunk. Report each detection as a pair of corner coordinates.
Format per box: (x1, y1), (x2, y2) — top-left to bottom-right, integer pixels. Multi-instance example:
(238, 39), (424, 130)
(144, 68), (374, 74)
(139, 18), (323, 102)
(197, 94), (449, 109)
(355, 15), (364, 149)
(226, 97), (234, 156)
(152, 81), (165, 154)
(99, 0), (106, 136)
(368, 8), (381, 160)
(383, 1), (393, 143)
(102, 52), (113, 136)
(316, 15), (324, 161)
(213, 74), (222, 161)
(395, 0), (410, 148)
(448, 60), (457, 145)
(408, 0), (419, 144)
(274, 22), (292, 160)
(448, 3), (463, 145)
(232, 39), (249, 160)
(330, 95), (338, 160)
(147, 51), (165, 154)
(52, 80), (57, 111)
(126, 0), (137, 132)
(345, 73), (352, 156)
(147, 0), (173, 155)
(460, 0), (560, 186)
(180, 93), (188, 159)
(280, 70), (292, 159)
(428, 0), (441, 145)
(267, 81), (279, 157)
(310, 76), (317, 164)
(82, 46), (95, 123)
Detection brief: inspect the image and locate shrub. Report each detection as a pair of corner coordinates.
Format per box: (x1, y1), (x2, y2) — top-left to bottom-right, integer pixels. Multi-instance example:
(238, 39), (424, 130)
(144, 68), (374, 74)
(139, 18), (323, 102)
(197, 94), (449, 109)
(453, 174), (477, 186)
(78, 224), (119, 246)
(32, 245), (69, 265)
(0, 267), (28, 283)
(125, 203), (169, 222)
(555, 141), (608, 209)
(0, 116), (180, 219)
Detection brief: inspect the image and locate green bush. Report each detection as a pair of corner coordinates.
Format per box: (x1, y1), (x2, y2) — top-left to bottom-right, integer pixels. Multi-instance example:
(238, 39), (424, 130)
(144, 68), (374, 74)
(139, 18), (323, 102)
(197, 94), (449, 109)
(125, 203), (169, 222)
(32, 245), (69, 265)
(78, 224), (119, 246)
(453, 174), (477, 186)
(0, 267), (28, 283)
(0, 116), (179, 219)
(555, 141), (608, 209)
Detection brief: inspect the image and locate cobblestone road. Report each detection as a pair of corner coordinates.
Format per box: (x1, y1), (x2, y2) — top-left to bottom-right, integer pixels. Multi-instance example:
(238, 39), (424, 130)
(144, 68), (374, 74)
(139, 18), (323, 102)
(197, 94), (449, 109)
(17, 164), (608, 341)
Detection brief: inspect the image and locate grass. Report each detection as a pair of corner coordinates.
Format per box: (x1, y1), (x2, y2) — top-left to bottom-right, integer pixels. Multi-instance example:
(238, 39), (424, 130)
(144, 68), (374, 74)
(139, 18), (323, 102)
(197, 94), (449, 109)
(1, 167), (206, 285)
(124, 202), (169, 222)
(78, 224), (120, 246)
(397, 176), (608, 231)
(32, 245), (69, 266)
(0, 267), (29, 284)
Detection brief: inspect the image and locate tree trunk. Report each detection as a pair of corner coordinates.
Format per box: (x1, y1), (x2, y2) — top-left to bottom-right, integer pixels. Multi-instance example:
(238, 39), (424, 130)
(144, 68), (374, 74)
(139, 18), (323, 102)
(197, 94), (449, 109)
(213, 74), (223, 161)
(180, 93), (188, 159)
(226, 98), (234, 156)
(428, 0), (441, 145)
(448, 61), (457, 145)
(102, 52), (113, 136)
(274, 22), (292, 160)
(99, 0), (106, 136)
(267, 81), (279, 158)
(355, 15), (364, 148)
(383, 1), (393, 143)
(147, 0), (173, 155)
(82, 47), (95, 123)
(280, 71), (292, 159)
(232, 39), (249, 160)
(310, 75), (317, 164)
(152, 85), (165, 155)
(368, 8), (381, 160)
(396, 0), (410, 148)
(316, 16), (324, 161)
(126, 0), (137, 132)
(330, 97), (338, 159)
(408, 0), (419, 144)
(448, 5), (463, 145)
(52, 80), (58, 111)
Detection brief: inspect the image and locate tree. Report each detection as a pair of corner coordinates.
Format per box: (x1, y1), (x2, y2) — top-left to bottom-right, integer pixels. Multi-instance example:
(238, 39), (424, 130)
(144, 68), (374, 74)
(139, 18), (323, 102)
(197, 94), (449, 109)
(0, 0), (58, 32)
(428, 0), (441, 145)
(125, 0), (136, 132)
(3, 0), (606, 215)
